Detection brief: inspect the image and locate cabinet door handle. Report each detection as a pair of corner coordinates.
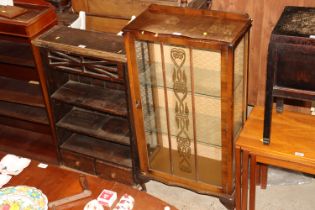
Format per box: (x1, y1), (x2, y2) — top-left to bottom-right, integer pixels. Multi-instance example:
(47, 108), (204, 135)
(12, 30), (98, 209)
(135, 99), (141, 108)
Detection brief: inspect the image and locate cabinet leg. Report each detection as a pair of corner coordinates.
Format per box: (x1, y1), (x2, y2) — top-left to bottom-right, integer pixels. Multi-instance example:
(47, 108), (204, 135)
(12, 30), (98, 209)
(242, 151), (249, 210)
(132, 183), (147, 192)
(235, 147), (241, 210)
(255, 165), (261, 186)
(263, 105), (273, 145)
(263, 51), (276, 145)
(140, 183), (147, 192)
(219, 196), (235, 210)
(276, 98), (284, 113)
(249, 155), (257, 210)
(260, 164), (268, 189)
(263, 95), (273, 145)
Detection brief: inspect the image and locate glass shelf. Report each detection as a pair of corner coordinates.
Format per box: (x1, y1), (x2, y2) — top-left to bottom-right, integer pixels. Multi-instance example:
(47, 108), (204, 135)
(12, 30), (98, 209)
(142, 105), (222, 147)
(138, 62), (243, 98)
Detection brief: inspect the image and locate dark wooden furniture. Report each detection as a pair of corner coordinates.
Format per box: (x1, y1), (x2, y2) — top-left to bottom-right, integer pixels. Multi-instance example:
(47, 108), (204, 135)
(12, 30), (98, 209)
(32, 25), (138, 186)
(0, 0), (57, 163)
(263, 6), (315, 144)
(30, 0), (210, 187)
(1, 153), (178, 210)
(0, 5), (27, 18)
(236, 106), (315, 210)
(123, 4), (251, 208)
(46, 0), (71, 11)
(71, 0), (210, 34)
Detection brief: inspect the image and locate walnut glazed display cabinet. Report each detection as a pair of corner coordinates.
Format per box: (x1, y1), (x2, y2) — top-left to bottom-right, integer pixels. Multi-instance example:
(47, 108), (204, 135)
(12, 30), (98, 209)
(123, 5), (251, 208)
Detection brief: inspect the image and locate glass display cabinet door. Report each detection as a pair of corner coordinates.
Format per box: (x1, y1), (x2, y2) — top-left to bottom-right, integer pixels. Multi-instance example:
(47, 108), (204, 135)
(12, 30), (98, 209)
(131, 32), (248, 189)
(135, 41), (225, 186)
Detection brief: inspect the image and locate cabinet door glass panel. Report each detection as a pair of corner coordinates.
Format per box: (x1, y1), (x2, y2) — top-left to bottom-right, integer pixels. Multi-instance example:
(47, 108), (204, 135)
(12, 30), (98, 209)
(233, 35), (247, 139)
(136, 41), (222, 187)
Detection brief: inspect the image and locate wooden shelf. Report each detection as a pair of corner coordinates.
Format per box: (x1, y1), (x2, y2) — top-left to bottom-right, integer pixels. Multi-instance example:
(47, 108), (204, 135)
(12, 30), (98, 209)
(0, 0), (58, 166)
(52, 80), (127, 117)
(32, 22), (134, 184)
(57, 108), (130, 145)
(0, 41), (38, 80)
(143, 106), (222, 147)
(0, 77), (44, 107)
(0, 124), (57, 164)
(0, 40), (35, 68)
(61, 133), (132, 168)
(0, 101), (48, 125)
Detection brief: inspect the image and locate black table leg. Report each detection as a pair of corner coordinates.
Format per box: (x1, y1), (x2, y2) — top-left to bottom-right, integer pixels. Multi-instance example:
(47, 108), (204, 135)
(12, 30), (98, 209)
(263, 46), (276, 145)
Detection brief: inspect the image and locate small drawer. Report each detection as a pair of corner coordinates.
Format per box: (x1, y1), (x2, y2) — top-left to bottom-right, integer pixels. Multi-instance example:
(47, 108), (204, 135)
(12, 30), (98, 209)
(61, 150), (95, 174)
(95, 160), (133, 185)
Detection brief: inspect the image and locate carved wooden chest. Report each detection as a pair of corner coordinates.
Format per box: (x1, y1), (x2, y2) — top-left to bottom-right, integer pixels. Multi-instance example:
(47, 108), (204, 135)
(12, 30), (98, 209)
(263, 6), (315, 144)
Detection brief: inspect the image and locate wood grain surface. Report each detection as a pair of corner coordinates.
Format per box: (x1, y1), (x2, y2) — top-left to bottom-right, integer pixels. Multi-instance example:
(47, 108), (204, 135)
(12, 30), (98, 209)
(237, 106), (315, 170)
(212, 0), (315, 106)
(1, 153), (177, 210)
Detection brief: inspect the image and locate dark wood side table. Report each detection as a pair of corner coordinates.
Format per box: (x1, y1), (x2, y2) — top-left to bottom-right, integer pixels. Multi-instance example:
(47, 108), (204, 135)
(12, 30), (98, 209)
(263, 6), (315, 144)
(236, 106), (315, 210)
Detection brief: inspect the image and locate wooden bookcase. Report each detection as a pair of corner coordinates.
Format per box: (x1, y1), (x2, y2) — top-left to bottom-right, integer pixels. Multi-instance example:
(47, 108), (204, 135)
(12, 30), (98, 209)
(0, 0), (57, 163)
(32, 26), (137, 185)
(123, 5), (251, 208)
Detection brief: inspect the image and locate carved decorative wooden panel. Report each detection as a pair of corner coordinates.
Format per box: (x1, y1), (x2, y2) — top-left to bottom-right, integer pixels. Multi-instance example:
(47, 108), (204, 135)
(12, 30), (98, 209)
(171, 48), (192, 173)
(47, 50), (123, 82)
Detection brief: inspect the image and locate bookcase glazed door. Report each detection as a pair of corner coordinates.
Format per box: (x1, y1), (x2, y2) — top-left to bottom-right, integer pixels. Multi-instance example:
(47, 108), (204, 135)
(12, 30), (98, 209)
(135, 42), (223, 187)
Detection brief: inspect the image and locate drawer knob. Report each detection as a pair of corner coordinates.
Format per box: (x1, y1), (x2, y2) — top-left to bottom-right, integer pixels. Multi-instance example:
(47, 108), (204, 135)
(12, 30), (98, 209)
(111, 172), (116, 179)
(75, 161), (80, 166)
